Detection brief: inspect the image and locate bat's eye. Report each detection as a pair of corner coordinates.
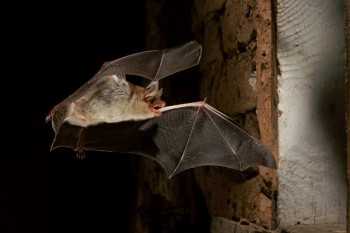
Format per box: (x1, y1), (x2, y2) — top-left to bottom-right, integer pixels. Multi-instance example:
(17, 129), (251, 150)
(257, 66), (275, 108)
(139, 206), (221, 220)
(147, 97), (157, 104)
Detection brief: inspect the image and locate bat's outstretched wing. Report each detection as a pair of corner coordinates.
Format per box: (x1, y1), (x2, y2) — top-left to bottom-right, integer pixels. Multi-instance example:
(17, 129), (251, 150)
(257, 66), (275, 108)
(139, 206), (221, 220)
(51, 102), (277, 178)
(97, 40), (202, 81)
(46, 41), (202, 121)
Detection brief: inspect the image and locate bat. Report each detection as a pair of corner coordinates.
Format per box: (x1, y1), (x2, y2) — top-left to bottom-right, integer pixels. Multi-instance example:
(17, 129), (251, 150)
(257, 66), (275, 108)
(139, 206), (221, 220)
(46, 40), (277, 178)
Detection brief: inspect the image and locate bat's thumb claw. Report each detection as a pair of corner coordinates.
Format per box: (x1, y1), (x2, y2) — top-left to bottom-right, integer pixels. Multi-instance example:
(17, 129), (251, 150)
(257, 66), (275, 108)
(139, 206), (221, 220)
(45, 114), (52, 123)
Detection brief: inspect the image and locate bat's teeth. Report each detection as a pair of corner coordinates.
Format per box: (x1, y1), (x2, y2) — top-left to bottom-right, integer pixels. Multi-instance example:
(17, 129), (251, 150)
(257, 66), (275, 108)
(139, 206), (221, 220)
(151, 100), (166, 110)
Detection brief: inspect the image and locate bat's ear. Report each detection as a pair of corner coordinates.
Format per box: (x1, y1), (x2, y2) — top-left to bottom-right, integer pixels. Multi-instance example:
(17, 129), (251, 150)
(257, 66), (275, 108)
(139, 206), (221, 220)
(113, 74), (128, 86)
(156, 88), (163, 98)
(144, 81), (159, 98)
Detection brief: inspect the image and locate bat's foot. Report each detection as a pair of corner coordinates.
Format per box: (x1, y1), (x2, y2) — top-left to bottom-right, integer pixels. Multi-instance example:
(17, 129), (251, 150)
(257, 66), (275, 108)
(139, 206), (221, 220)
(75, 150), (86, 159)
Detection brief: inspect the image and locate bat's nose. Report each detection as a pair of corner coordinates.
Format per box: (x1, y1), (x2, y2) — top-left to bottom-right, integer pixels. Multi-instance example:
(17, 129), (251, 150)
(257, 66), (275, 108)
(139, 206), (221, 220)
(159, 100), (166, 108)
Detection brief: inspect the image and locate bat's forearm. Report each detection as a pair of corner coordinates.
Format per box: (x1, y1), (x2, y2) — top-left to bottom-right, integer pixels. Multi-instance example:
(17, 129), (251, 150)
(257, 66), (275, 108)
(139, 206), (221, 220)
(160, 101), (205, 112)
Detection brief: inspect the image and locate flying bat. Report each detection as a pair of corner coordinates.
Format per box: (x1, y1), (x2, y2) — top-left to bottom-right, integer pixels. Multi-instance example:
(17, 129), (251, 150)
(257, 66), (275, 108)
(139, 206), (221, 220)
(46, 41), (277, 178)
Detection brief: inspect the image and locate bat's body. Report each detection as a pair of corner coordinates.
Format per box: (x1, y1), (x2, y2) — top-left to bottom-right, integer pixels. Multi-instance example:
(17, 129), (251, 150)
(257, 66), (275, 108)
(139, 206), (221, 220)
(61, 75), (165, 127)
(46, 41), (277, 178)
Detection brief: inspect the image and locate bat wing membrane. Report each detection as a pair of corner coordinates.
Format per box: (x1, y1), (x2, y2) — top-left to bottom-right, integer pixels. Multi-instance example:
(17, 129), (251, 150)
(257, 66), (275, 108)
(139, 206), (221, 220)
(97, 40), (202, 81)
(50, 102), (277, 178)
(46, 41), (202, 121)
(145, 103), (277, 177)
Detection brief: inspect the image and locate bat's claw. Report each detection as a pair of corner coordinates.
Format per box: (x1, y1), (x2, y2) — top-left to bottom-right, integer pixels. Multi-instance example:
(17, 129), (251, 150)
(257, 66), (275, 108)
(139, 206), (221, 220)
(76, 150), (86, 159)
(45, 114), (52, 123)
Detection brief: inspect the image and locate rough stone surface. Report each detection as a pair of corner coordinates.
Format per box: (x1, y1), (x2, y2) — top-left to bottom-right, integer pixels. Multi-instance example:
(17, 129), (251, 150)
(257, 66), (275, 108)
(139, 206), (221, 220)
(132, 0), (277, 232)
(192, 0), (277, 227)
(211, 217), (276, 233)
(276, 0), (347, 226)
(346, 1), (350, 232)
(211, 217), (346, 233)
(279, 224), (346, 233)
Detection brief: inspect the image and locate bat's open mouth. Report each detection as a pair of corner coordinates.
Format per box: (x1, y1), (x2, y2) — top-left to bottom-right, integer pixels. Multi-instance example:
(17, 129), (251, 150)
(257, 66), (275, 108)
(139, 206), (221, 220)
(153, 103), (163, 110)
(150, 100), (166, 115)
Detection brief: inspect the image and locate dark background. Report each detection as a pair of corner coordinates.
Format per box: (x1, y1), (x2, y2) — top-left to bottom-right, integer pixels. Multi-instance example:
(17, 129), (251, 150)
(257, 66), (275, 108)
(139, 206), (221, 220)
(2, 2), (148, 232)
